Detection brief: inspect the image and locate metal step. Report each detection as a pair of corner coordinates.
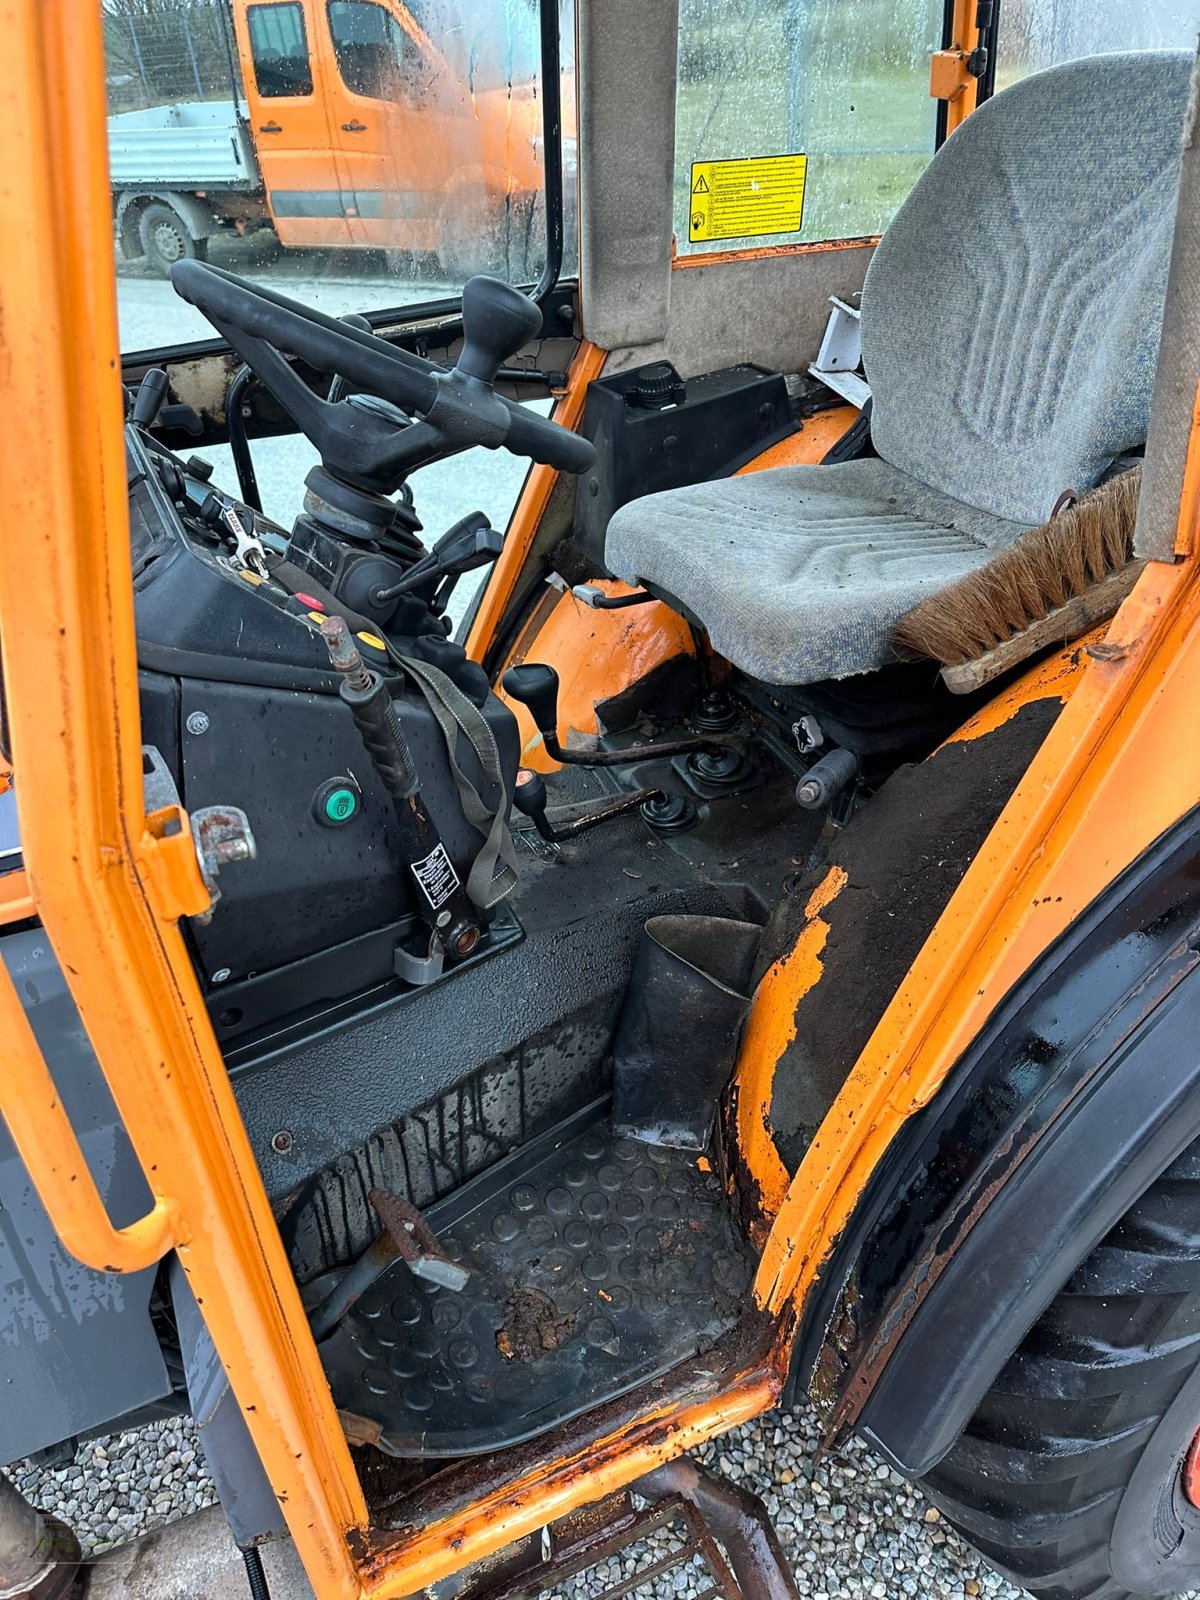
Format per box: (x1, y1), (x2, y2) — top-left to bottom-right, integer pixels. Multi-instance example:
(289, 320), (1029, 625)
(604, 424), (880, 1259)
(428, 1455), (800, 1600)
(317, 1105), (753, 1457)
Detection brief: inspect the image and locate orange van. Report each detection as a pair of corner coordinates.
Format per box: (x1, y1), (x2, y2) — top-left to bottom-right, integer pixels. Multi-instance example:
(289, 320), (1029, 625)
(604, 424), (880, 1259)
(110, 0), (551, 277)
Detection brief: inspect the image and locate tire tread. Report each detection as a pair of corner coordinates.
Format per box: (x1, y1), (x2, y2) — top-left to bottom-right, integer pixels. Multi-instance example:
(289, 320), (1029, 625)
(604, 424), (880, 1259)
(918, 1143), (1200, 1599)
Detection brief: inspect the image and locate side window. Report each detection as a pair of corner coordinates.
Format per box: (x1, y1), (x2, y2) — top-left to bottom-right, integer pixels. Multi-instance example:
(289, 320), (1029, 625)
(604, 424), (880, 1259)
(327, 1), (420, 99)
(675, 0), (944, 255)
(996, 0), (1200, 86)
(246, 3), (313, 98)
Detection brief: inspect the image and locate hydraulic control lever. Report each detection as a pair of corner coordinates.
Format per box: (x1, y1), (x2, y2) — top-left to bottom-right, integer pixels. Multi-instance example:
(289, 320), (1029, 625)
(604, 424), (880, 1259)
(132, 368), (169, 429)
(321, 616), (480, 963)
(501, 663), (726, 768)
(370, 511), (503, 607)
(512, 768), (665, 843)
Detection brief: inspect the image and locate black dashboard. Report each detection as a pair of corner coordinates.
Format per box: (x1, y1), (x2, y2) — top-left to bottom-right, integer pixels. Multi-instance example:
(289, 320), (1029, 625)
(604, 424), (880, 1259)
(129, 427), (520, 1067)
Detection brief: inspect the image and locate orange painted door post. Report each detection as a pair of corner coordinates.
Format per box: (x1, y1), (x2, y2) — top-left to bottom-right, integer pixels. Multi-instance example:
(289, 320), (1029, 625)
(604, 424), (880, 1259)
(0, 2), (369, 1592)
(929, 0), (982, 136)
(232, 0), (353, 246)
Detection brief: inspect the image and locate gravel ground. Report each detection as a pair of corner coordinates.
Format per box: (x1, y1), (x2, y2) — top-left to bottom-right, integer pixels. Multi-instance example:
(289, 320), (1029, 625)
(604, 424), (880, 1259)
(11, 1405), (1031, 1598)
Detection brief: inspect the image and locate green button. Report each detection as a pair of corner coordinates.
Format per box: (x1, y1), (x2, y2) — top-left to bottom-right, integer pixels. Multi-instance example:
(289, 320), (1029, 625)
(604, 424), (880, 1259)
(324, 787), (357, 823)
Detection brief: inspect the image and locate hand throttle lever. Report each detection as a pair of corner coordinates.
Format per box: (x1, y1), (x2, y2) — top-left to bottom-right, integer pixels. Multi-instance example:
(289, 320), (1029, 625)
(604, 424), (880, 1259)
(501, 663), (728, 768)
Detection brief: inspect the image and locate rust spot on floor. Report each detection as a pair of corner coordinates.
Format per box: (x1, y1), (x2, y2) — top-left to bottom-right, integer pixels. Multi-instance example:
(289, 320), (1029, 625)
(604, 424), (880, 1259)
(495, 1287), (576, 1363)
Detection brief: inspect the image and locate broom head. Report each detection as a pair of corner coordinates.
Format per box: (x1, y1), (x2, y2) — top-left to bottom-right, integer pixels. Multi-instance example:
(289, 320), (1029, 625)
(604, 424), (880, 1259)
(890, 467), (1143, 678)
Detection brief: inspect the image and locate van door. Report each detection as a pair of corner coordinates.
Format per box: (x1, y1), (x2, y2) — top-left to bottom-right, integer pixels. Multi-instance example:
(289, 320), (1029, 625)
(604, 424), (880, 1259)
(321, 0), (459, 254)
(234, 0), (353, 246)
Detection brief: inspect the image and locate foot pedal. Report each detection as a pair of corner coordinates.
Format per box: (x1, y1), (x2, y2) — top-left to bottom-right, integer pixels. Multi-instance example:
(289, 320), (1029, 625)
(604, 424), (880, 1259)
(430, 1455), (800, 1600)
(317, 1103), (753, 1456)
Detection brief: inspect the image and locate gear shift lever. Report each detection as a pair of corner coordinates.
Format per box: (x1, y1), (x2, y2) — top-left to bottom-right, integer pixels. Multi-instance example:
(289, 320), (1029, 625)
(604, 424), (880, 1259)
(512, 768), (665, 842)
(501, 663), (726, 767)
(457, 277), (543, 383)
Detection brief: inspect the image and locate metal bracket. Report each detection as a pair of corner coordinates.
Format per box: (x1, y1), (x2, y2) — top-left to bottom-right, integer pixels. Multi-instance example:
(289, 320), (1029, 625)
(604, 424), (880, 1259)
(807, 295), (870, 408)
(137, 747), (256, 925)
(394, 931), (446, 986)
(369, 1188), (470, 1292)
(929, 46), (973, 102)
(433, 1455), (800, 1600)
(138, 804), (216, 925)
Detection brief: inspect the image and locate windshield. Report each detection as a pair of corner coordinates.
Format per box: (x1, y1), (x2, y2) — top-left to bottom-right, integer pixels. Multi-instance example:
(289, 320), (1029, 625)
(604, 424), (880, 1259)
(103, 0), (572, 352)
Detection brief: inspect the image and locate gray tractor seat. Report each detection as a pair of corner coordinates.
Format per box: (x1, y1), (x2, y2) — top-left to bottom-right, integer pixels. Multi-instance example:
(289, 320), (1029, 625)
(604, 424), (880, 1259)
(605, 51), (1192, 687)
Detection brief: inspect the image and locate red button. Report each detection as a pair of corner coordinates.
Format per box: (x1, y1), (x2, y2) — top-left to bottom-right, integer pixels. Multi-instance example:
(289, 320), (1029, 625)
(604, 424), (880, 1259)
(295, 591), (324, 611)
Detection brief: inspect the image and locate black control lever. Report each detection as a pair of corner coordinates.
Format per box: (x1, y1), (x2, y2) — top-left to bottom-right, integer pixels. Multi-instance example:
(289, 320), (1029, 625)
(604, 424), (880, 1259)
(371, 511), (503, 605)
(512, 768), (665, 842)
(328, 312), (374, 404)
(132, 368), (169, 429)
(456, 275), (542, 382)
(501, 663), (726, 768)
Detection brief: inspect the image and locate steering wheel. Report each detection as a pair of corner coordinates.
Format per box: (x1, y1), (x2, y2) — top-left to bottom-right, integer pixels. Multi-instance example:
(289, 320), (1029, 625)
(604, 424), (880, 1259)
(170, 261), (596, 495)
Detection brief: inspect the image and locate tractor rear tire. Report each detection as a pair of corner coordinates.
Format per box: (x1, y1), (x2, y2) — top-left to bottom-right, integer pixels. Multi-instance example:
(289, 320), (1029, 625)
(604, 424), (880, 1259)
(921, 1138), (1200, 1598)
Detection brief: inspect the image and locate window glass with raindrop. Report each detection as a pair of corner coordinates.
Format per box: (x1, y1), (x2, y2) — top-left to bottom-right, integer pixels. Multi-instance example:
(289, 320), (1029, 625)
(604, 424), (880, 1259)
(104, 0), (575, 626)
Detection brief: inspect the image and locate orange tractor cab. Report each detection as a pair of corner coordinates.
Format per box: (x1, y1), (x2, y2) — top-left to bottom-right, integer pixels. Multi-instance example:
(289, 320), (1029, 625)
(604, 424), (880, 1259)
(5, 2), (1200, 1600)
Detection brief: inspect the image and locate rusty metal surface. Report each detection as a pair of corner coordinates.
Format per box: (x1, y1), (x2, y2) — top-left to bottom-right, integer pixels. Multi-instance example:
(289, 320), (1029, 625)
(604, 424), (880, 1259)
(368, 1189), (470, 1293)
(324, 1112), (754, 1459)
(638, 1458), (799, 1600)
(364, 1314), (777, 1540)
(794, 812), (1200, 1478)
(433, 1480), (746, 1600)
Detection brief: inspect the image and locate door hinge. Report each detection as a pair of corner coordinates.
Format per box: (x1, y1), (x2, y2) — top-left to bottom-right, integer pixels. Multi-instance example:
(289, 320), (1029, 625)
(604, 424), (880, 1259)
(138, 804), (219, 924)
(929, 48), (972, 102)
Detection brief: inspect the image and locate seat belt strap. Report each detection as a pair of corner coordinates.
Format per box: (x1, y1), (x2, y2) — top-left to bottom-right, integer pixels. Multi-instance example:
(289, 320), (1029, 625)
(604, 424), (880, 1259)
(395, 653), (520, 909)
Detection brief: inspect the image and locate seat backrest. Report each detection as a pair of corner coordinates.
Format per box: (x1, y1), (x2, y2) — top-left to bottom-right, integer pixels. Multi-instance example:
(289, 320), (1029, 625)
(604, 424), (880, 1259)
(860, 52), (1192, 526)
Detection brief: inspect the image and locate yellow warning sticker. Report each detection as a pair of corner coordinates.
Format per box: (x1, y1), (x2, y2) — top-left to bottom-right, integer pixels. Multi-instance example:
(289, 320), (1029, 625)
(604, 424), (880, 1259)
(688, 154), (808, 244)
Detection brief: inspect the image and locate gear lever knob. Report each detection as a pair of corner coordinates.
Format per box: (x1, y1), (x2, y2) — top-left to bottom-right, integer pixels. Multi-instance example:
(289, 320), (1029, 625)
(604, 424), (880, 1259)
(502, 663), (560, 741)
(457, 276), (543, 383)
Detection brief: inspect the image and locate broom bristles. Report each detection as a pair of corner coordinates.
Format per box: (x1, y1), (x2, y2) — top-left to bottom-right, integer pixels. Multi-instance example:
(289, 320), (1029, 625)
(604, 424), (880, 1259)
(890, 467), (1142, 667)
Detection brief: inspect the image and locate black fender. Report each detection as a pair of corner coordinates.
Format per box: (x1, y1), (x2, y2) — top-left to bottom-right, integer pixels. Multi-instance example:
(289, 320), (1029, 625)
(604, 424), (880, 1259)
(0, 927), (173, 1463)
(793, 806), (1200, 1479)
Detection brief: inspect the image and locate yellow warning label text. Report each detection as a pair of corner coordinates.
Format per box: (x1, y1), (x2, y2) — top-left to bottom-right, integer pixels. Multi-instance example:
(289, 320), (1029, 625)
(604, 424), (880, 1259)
(688, 154), (807, 244)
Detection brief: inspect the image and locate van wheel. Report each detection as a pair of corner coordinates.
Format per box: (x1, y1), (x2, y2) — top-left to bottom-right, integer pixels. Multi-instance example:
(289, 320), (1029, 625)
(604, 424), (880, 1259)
(920, 1139), (1200, 1598)
(138, 203), (207, 277)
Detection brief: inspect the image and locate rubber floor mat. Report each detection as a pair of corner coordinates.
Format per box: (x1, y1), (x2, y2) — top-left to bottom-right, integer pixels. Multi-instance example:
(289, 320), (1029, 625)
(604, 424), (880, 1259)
(318, 1103), (754, 1455)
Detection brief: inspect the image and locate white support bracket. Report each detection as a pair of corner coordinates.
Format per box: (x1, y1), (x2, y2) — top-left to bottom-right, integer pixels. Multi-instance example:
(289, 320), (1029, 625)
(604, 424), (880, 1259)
(808, 293), (871, 408)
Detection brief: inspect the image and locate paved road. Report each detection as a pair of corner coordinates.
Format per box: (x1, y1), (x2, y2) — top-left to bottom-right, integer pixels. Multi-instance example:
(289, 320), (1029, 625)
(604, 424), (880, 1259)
(116, 231), (458, 350)
(118, 242), (547, 630)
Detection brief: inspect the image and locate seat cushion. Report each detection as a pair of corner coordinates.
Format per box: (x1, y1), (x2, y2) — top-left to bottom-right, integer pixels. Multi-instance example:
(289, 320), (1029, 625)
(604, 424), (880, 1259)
(603, 53), (1190, 689)
(605, 458), (1030, 684)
